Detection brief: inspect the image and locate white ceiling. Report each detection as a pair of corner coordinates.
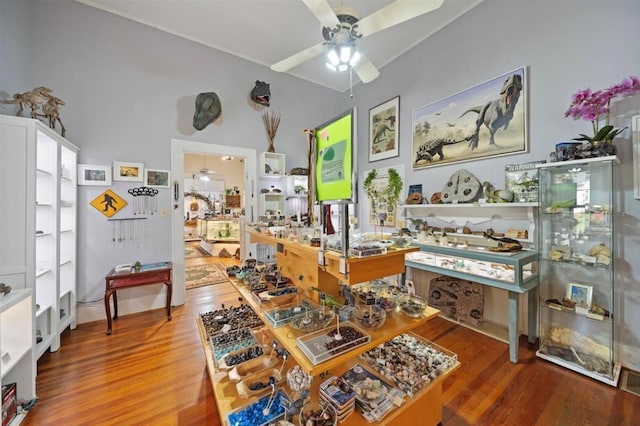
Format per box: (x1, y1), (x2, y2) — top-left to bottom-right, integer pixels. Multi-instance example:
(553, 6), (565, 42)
(75, 0), (484, 92)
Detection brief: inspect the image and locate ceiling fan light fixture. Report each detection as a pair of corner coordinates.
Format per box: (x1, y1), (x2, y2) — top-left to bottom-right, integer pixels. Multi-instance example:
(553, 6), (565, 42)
(339, 45), (351, 63)
(327, 49), (340, 66)
(338, 64), (349, 72)
(199, 174), (210, 181)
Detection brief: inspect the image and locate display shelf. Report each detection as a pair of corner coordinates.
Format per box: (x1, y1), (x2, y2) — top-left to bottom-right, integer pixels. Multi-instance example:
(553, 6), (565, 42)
(197, 229), (460, 425)
(535, 156), (619, 385)
(0, 116), (78, 365)
(259, 193), (285, 216)
(259, 152), (285, 177)
(1, 289), (36, 424)
(198, 291), (456, 425)
(402, 202), (539, 363)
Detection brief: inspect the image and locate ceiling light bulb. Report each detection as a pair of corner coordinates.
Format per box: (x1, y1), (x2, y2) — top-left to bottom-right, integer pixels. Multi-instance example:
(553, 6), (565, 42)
(326, 62), (337, 71)
(340, 46), (351, 63)
(200, 175), (210, 181)
(349, 51), (361, 67)
(327, 49), (340, 66)
(338, 64), (348, 72)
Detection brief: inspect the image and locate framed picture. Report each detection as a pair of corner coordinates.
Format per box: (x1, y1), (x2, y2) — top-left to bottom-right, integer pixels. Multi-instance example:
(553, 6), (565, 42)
(632, 114), (640, 199)
(78, 164), (112, 186)
(144, 169), (170, 188)
(412, 66), (527, 169)
(113, 161), (144, 182)
(362, 165), (404, 229)
(566, 282), (593, 309)
(369, 96), (399, 162)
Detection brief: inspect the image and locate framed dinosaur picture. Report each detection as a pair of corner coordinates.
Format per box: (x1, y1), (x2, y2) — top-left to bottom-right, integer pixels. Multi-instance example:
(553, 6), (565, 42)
(411, 67), (527, 169)
(369, 96), (399, 162)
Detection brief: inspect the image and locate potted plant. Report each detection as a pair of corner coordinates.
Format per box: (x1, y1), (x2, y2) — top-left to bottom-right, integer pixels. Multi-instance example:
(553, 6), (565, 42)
(565, 75), (640, 156)
(133, 261), (142, 272)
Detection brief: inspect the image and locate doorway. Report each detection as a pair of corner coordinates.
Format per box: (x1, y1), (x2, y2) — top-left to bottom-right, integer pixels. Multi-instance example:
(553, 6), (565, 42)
(171, 139), (257, 306)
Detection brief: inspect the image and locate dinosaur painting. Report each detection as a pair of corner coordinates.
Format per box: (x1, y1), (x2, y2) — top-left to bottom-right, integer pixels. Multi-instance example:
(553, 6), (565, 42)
(460, 73), (523, 149)
(411, 67), (526, 169)
(369, 96), (399, 162)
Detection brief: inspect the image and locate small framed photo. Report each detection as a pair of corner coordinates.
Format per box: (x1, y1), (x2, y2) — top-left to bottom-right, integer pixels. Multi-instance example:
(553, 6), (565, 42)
(78, 164), (112, 186)
(144, 169), (170, 188)
(113, 161), (144, 182)
(566, 282), (593, 309)
(369, 96), (399, 162)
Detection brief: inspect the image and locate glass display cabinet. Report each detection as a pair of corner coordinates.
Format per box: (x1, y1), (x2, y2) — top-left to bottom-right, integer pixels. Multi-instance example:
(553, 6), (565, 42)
(201, 219), (240, 242)
(536, 156), (620, 385)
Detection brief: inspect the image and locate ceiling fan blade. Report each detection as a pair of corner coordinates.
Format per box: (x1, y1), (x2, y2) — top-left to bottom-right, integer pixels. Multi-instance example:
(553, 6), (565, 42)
(302, 0), (340, 28)
(271, 42), (326, 72)
(353, 53), (380, 83)
(356, 0), (444, 37)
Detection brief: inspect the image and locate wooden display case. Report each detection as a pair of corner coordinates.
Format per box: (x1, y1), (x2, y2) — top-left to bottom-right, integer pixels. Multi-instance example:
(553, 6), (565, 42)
(196, 230), (460, 425)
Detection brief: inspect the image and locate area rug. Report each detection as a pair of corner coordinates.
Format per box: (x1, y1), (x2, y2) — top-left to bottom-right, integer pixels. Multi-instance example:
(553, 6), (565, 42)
(184, 242), (210, 259)
(185, 263), (229, 289)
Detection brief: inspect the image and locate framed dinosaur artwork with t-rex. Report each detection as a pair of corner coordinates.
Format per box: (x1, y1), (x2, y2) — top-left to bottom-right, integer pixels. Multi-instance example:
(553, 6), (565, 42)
(411, 66), (527, 169)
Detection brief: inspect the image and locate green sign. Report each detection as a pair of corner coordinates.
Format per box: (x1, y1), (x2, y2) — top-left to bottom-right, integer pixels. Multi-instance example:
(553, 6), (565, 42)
(315, 109), (356, 203)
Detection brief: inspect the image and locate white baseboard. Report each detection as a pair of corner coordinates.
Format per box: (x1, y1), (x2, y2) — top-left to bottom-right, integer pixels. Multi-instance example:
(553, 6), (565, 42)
(77, 293), (169, 324)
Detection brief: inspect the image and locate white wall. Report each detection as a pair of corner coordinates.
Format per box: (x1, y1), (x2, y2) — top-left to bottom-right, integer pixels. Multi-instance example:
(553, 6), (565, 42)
(347, 0), (640, 370)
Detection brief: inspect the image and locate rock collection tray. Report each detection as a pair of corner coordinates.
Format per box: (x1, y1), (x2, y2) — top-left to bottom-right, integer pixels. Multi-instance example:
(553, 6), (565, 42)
(296, 322), (370, 365)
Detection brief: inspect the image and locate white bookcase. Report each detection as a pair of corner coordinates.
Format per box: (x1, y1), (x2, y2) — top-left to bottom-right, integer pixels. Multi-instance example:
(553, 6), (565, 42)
(0, 115), (78, 363)
(1, 290), (35, 426)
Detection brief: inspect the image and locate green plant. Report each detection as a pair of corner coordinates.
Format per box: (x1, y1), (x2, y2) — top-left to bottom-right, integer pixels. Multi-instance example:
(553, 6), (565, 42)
(363, 168), (403, 207)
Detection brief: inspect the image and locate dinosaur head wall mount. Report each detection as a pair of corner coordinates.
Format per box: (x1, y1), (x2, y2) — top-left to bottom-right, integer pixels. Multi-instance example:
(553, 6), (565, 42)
(193, 92), (222, 130)
(250, 81), (270, 107)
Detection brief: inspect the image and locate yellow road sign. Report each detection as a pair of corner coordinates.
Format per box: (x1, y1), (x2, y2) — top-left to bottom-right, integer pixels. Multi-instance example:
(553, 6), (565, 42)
(90, 189), (127, 217)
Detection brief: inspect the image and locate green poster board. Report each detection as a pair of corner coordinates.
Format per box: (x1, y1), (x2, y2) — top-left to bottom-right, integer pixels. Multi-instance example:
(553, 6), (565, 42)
(315, 108), (357, 203)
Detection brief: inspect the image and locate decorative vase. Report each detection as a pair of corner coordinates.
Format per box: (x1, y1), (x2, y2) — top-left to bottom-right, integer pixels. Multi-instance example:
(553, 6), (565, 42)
(267, 138), (275, 153)
(591, 140), (616, 157)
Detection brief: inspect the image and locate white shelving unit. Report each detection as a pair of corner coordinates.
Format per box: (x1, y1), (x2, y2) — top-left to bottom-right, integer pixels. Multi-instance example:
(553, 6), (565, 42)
(0, 115), (78, 364)
(258, 152), (286, 218)
(0, 289), (35, 426)
(258, 152), (285, 177)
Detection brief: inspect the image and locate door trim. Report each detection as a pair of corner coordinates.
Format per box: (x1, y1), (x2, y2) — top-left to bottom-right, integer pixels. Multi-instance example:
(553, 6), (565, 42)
(170, 139), (257, 306)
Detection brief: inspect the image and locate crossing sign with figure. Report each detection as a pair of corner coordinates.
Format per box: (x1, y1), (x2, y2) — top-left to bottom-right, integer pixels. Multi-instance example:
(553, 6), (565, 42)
(90, 189), (127, 217)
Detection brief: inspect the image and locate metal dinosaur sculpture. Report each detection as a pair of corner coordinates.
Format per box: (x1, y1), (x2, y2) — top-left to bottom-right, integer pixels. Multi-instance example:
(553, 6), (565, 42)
(460, 73), (523, 150)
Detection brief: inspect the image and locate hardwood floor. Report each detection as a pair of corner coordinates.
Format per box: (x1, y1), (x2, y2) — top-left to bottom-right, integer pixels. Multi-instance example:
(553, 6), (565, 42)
(23, 255), (639, 425)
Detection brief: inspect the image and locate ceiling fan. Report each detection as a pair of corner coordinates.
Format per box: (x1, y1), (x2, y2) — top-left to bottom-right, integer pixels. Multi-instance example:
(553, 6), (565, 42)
(196, 157), (216, 181)
(271, 0), (444, 83)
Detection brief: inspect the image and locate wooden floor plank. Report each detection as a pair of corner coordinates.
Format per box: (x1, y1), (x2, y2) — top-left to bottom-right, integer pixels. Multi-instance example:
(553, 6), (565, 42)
(22, 256), (640, 425)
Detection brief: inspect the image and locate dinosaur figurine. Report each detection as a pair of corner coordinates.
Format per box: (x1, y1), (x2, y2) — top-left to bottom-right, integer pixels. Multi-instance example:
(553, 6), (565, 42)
(482, 181), (514, 203)
(460, 73), (523, 149)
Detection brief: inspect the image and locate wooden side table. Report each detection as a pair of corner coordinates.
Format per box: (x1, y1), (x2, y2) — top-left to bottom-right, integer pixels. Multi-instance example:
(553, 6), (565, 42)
(104, 262), (172, 335)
